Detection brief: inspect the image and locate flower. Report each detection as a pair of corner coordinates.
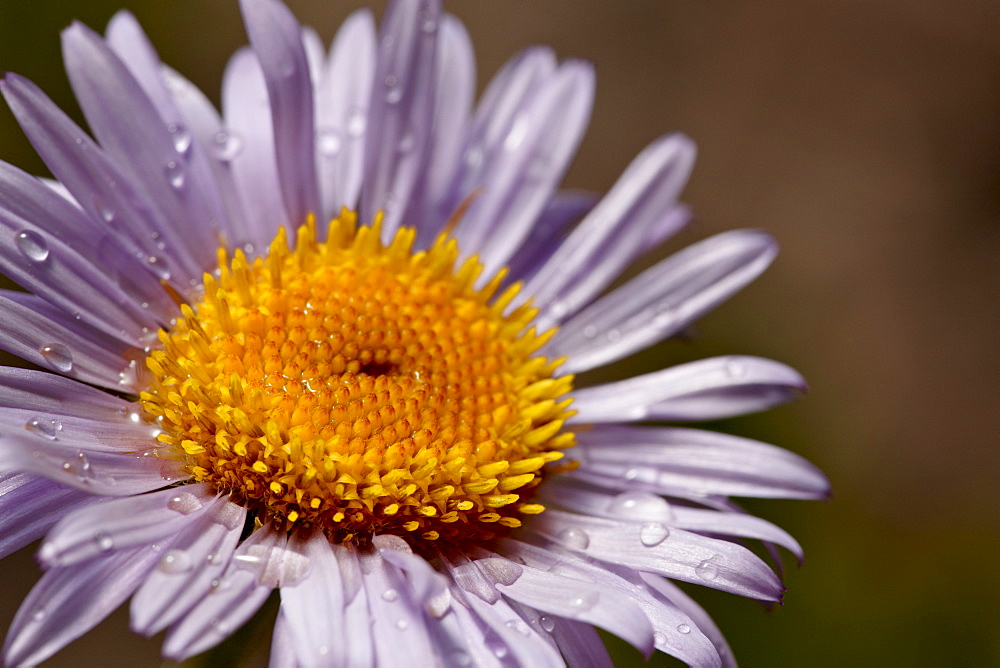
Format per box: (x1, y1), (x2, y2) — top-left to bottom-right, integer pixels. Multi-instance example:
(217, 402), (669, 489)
(0, 0), (830, 666)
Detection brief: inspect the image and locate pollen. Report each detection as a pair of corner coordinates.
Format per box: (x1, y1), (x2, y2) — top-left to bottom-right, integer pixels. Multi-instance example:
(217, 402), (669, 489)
(140, 212), (575, 545)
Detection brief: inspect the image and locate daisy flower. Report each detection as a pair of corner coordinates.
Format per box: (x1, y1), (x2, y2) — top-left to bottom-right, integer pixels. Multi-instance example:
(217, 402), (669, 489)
(0, 1), (829, 666)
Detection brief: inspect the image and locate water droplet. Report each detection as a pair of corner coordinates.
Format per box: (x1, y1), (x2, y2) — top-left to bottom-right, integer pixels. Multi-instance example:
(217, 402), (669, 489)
(677, 623), (691, 634)
(653, 311), (676, 329)
(158, 549), (193, 574)
(164, 160), (186, 188)
(167, 492), (204, 515)
(725, 358), (747, 378)
(539, 615), (555, 632)
(395, 618), (409, 631)
(606, 329), (621, 343)
(695, 556), (720, 581)
(505, 619), (530, 636)
(94, 532), (114, 552)
(464, 145), (484, 168)
(486, 636), (508, 659)
(118, 359), (140, 388)
(317, 127), (342, 156)
(346, 107), (366, 137)
(450, 650), (472, 667)
(15, 230), (49, 262)
(95, 198), (115, 223)
(556, 527), (589, 551)
(639, 522), (670, 547)
(504, 117), (529, 151)
(623, 468), (639, 481)
(25, 417), (61, 440)
(31, 607), (46, 622)
(653, 631), (667, 646)
(166, 122), (192, 154)
(607, 491), (672, 520)
(76, 451), (93, 481)
(568, 590), (599, 613)
(398, 129), (415, 153)
(39, 344), (74, 373)
(582, 325), (598, 339)
(381, 588), (399, 602)
(386, 86), (403, 104)
(318, 645), (330, 656)
(212, 130), (244, 161)
(145, 255), (171, 280)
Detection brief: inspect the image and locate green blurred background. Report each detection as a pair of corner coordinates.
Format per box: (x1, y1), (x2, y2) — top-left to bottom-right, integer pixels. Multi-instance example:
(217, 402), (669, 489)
(0, 1), (997, 666)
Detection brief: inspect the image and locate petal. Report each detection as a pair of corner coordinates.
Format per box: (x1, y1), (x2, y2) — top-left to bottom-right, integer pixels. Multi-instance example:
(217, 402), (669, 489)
(487, 558), (656, 656)
(360, 0), (442, 238)
(37, 483), (215, 568)
(572, 425), (830, 500)
(456, 61), (594, 277)
(278, 531), (346, 665)
(641, 574), (736, 668)
(240, 0), (319, 225)
(570, 355), (808, 423)
(525, 134), (696, 329)
(504, 189), (598, 284)
(268, 612), (297, 668)
(549, 230), (777, 373)
(316, 8), (377, 218)
(222, 47), (287, 249)
(2, 544), (160, 667)
(130, 497), (245, 635)
(0, 434), (182, 495)
(528, 509), (784, 601)
(62, 22), (223, 275)
(0, 365), (140, 421)
(0, 473), (99, 560)
(548, 617), (613, 667)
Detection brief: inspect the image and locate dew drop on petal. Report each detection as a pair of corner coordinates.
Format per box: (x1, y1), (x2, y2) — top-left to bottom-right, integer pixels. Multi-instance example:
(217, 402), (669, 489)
(94, 532), (114, 552)
(146, 255), (171, 280)
(582, 325), (598, 339)
(653, 631), (667, 646)
(346, 107), (367, 137)
(450, 650), (472, 667)
(164, 160), (186, 189)
(94, 197), (115, 223)
(158, 549), (193, 574)
(398, 128), (415, 153)
(556, 527), (589, 551)
(166, 122), (192, 154)
(505, 619), (530, 636)
(695, 556), (720, 581)
(31, 607), (46, 622)
(725, 358), (747, 378)
(39, 343), (74, 373)
(76, 451), (93, 481)
(486, 636), (508, 659)
(381, 588), (399, 602)
(567, 590), (599, 613)
(25, 417), (61, 440)
(539, 615), (555, 633)
(15, 230), (50, 263)
(212, 130), (244, 161)
(623, 467), (640, 482)
(606, 329), (621, 343)
(395, 618), (409, 631)
(167, 491), (204, 515)
(317, 127), (342, 157)
(607, 491), (671, 520)
(639, 522), (670, 547)
(677, 623), (691, 634)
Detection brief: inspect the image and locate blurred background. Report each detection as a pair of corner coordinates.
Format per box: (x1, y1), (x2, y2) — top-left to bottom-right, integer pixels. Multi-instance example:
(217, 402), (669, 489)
(0, 1), (997, 666)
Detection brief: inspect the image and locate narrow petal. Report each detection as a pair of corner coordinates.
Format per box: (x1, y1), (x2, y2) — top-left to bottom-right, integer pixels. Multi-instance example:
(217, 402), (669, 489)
(130, 497), (245, 635)
(457, 61), (595, 277)
(278, 531), (346, 665)
(361, 0), (442, 237)
(222, 48), (287, 249)
(525, 134), (696, 329)
(548, 617), (613, 667)
(529, 509), (784, 600)
(0, 366), (139, 420)
(504, 190), (598, 284)
(458, 585), (566, 667)
(548, 230), (778, 373)
(240, 0), (319, 225)
(268, 612), (297, 668)
(572, 425), (831, 500)
(3, 544), (160, 667)
(641, 574), (736, 668)
(62, 22), (222, 274)
(0, 473), (99, 560)
(571, 355), (808, 423)
(0, 435), (182, 496)
(316, 9), (377, 218)
(487, 558), (656, 656)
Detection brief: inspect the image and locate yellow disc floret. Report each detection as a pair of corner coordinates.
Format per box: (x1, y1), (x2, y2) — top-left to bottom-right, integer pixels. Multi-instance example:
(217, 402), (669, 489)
(140, 211), (575, 545)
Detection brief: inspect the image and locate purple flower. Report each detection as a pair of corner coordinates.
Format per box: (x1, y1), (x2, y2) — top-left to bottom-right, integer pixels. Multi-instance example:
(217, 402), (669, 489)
(0, 1), (829, 666)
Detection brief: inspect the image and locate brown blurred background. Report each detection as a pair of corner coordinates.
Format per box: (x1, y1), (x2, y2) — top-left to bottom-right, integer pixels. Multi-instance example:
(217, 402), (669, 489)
(0, 1), (997, 666)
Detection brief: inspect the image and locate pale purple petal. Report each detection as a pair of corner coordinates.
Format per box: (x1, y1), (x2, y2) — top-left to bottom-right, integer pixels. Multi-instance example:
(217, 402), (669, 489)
(130, 498), (245, 636)
(525, 134), (696, 329)
(361, 0), (441, 238)
(0, 434), (182, 496)
(571, 355), (808, 423)
(641, 574), (736, 668)
(278, 531), (346, 665)
(529, 509), (785, 601)
(459, 586), (565, 667)
(268, 612), (297, 668)
(548, 617), (613, 667)
(316, 9), (376, 218)
(0, 365), (138, 420)
(62, 22), (222, 273)
(332, 545), (376, 667)
(0, 473), (99, 560)
(549, 230), (778, 373)
(504, 189), (598, 284)
(572, 424), (831, 500)
(2, 544), (160, 667)
(240, 0), (319, 226)
(486, 557), (656, 656)
(456, 61), (594, 277)
(37, 483), (215, 568)
(222, 48), (288, 249)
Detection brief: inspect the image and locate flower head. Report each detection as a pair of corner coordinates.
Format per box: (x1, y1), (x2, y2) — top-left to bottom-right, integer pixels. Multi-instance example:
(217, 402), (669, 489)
(0, 1), (829, 666)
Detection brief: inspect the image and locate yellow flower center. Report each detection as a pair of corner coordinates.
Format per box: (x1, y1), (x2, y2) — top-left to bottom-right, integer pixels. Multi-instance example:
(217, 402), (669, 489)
(140, 212), (575, 545)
